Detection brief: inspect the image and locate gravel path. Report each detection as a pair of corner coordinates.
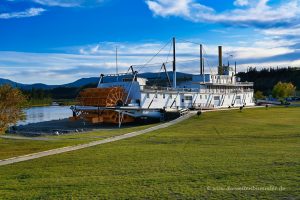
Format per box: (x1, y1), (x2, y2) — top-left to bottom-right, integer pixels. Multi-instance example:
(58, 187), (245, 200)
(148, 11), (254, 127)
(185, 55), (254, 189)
(0, 112), (196, 166)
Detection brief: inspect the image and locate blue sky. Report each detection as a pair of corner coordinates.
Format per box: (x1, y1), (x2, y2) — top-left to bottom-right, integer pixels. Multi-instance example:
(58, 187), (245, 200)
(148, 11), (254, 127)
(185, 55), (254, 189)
(0, 0), (300, 84)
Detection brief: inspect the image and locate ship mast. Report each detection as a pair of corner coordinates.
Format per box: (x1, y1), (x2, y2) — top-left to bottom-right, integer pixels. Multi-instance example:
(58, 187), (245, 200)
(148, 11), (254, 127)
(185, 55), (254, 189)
(235, 61), (237, 75)
(200, 44), (203, 75)
(173, 37), (176, 88)
(116, 46), (119, 81)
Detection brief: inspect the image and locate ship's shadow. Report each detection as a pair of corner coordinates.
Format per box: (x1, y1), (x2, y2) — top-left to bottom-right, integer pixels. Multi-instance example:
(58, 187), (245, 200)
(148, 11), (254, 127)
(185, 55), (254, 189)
(9, 118), (157, 137)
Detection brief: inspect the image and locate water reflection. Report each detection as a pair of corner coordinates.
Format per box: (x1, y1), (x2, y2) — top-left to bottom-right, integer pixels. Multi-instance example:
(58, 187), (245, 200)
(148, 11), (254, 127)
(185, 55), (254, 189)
(18, 106), (72, 125)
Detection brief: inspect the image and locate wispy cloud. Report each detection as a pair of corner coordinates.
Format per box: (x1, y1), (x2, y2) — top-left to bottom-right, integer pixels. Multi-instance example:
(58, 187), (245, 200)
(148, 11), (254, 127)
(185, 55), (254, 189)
(234, 0), (249, 7)
(146, 0), (300, 27)
(0, 51), (113, 84)
(145, 0), (300, 71)
(23, 0), (105, 7)
(1, 0), (105, 19)
(31, 0), (81, 7)
(0, 7), (46, 19)
(1, 37), (300, 84)
(261, 25), (300, 37)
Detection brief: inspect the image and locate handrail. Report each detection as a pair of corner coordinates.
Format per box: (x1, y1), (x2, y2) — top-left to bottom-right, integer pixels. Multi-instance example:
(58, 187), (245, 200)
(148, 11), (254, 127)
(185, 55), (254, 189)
(142, 85), (254, 94)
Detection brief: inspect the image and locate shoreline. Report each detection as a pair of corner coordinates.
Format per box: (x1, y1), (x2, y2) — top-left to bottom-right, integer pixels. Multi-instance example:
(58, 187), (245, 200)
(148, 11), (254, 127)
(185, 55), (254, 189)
(9, 118), (147, 137)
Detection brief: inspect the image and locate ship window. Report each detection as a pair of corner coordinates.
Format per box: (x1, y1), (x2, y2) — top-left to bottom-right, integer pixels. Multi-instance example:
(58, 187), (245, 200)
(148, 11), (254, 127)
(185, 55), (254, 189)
(163, 94), (165, 99)
(184, 96), (192, 100)
(155, 93), (158, 98)
(170, 94), (172, 99)
(123, 78), (132, 82)
(146, 93), (150, 98)
(182, 99), (184, 103)
(200, 95), (202, 99)
(205, 95), (207, 99)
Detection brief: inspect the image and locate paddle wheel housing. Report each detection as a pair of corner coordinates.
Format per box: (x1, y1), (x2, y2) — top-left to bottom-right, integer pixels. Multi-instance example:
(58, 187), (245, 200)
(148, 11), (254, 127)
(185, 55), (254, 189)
(71, 87), (135, 124)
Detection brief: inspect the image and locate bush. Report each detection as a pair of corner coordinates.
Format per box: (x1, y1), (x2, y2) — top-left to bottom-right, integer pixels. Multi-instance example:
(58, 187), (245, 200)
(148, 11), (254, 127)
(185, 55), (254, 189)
(272, 82), (296, 99)
(254, 90), (265, 100)
(0, 85), (27, 133)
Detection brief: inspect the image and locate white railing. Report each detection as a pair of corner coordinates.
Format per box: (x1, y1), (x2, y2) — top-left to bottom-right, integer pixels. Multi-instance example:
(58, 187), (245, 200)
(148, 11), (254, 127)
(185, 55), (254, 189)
(143, 86), (200, 93)
(142, 86), (254, 95)
(234, 82), (254, 86)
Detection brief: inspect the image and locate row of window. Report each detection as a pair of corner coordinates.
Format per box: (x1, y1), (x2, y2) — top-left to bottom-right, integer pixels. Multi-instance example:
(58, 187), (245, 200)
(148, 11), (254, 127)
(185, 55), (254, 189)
(146, 93), (171, 99)
(146, 93), (209, 100)
(146, 93), (252, 100)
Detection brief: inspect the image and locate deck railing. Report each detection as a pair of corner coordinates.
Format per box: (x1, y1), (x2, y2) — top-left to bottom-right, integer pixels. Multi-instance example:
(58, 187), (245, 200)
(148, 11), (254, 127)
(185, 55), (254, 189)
(142, 86), (254, 94)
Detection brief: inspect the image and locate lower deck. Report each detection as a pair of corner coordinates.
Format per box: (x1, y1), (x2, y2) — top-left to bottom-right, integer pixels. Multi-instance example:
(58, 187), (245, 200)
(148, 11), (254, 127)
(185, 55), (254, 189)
(140, 89), (255, 110)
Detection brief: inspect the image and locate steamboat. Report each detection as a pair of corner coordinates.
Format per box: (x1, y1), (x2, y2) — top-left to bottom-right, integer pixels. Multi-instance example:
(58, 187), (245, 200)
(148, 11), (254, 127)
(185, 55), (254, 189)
(70, 38), (254, 125)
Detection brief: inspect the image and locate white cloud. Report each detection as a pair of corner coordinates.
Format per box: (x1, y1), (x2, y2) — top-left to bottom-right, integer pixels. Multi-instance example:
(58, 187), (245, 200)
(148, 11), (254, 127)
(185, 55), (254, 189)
(78, 42), (172, 57)
(0, 8), (46, 19)
(238, 60), (300, 70)
(145, 0), (300, 71)
(31, 0), (81, 7)
(262, 25), (300, 36)
(0, 40), (199, 84)
(0, 51), (115, 84)
(146, 0), (213, 18)
(6, 0), (105, 7)
(146, 0), (300, 27)
(30, 0), (105, 7)
(228, 46), (292, 60)
(234, 0), (249, 6)
(1, 37), (299, 84)
(79, 44), (101, 55)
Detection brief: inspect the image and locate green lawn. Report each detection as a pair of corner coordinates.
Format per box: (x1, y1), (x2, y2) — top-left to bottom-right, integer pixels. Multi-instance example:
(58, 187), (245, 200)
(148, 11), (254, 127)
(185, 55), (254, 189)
(291, 101), (300, 105)
(0, 124), (155, 160)
(0, 107), (299, 199)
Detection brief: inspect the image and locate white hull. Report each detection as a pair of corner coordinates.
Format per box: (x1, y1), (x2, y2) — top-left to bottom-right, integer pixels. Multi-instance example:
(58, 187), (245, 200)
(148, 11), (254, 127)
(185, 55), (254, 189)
(140, 88), (254, 110)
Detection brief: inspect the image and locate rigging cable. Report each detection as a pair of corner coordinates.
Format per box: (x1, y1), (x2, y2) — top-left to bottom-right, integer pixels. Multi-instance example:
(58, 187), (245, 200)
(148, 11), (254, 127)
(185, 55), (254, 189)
(202, 46), (214, 74)
(131, 59), (200, 69)
(136, 39), (172, 73)
(153, 41), (173, 86)
(176, 38), (202, 46)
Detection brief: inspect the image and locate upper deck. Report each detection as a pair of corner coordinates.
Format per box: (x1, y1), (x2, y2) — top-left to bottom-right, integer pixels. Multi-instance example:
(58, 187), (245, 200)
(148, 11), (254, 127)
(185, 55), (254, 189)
(142, 85), (254, 94)
(192, 74), (253, 87)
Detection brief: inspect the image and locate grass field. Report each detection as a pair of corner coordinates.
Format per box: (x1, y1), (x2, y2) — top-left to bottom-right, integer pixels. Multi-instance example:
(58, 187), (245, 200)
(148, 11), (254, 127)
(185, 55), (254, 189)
(0, 124), (155, 160)
(0, 107), (299, 199)
(291, 101), (300, 105)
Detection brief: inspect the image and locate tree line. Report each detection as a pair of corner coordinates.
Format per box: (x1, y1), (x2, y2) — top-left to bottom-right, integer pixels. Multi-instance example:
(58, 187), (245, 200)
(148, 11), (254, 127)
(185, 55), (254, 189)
(237, 67), (300, 96)
(21, 83), (98, 102)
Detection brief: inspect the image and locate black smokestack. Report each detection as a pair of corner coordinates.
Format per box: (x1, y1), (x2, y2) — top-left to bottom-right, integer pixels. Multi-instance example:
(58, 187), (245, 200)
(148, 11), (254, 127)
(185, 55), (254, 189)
(218, 46), (222, 67)
(218, 46), (223, 75)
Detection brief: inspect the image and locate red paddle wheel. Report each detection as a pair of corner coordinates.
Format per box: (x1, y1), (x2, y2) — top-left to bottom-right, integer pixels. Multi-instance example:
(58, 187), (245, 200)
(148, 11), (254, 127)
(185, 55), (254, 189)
(71, 87), (135, 124)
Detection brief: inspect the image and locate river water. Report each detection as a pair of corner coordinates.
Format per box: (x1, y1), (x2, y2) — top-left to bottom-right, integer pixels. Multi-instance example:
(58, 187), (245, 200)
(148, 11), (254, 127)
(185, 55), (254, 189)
(18, 106), (72, 126)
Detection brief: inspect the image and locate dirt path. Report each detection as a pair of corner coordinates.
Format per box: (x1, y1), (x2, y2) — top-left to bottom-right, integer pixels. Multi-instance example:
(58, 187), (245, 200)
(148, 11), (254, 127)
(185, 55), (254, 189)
(0, 112), (195, 166)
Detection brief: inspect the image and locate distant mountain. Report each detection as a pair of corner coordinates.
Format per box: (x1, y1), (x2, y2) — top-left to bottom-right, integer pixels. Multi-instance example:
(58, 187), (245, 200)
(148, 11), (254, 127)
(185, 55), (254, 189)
(0, 72), (193, 90)
(139, 72), (192, 80)
(63, 77), (100, 88)
(0, 78), (16, 86)
(0, 78), (57, 90)
(25, 83), (57, 90)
